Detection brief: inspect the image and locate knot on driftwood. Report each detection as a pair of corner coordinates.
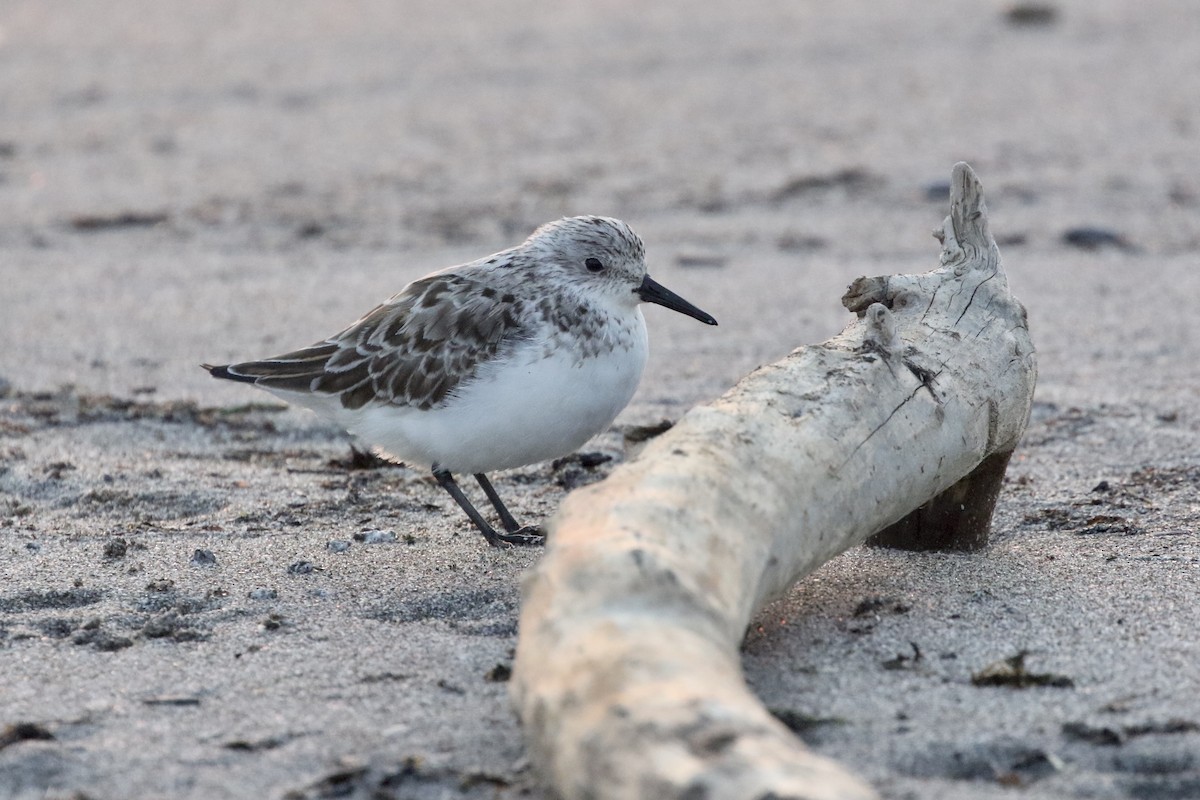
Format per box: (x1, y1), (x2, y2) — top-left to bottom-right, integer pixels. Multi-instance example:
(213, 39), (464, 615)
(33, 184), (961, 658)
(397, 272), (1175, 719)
(862, 303), (900, 354)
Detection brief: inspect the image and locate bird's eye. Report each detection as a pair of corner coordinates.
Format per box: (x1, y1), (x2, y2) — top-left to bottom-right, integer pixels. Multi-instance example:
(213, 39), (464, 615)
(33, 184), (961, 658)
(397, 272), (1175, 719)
(585, 257), (604, 273)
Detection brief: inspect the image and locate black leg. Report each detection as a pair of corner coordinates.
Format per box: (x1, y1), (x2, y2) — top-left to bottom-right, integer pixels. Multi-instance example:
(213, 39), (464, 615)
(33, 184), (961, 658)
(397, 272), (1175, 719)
(433, 468), (542, 547)
(473, 473), (540, 536)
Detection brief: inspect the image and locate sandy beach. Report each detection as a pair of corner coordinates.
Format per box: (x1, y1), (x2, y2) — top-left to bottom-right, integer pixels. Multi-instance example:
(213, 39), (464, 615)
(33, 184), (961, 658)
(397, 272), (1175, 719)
(2, 2), (1198, 798)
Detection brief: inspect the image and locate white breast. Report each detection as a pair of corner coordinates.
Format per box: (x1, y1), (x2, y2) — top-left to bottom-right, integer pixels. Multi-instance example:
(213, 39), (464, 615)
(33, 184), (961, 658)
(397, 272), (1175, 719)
(346, 309), (649, 474)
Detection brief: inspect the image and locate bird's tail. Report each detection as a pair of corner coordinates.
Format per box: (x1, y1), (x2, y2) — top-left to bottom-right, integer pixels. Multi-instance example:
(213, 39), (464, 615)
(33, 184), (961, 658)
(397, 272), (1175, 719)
(200, 343), (338, 392)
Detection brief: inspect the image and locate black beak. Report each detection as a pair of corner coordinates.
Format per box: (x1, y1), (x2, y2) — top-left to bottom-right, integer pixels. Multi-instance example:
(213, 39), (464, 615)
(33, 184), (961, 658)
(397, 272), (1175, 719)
(636, 275), (718, 326)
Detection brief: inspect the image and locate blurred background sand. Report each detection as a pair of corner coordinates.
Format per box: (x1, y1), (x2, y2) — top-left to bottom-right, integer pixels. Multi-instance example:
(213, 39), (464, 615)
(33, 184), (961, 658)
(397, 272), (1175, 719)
(1, 2), (1197, 798)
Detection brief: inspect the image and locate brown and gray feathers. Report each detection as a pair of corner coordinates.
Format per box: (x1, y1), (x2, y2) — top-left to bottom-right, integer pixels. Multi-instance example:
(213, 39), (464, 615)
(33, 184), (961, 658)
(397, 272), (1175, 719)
(204, 272), (528, 411)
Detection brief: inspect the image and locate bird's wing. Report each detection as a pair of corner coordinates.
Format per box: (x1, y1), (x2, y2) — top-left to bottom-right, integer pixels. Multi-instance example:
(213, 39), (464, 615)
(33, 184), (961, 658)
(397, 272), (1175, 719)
(215, 274), (529, 410)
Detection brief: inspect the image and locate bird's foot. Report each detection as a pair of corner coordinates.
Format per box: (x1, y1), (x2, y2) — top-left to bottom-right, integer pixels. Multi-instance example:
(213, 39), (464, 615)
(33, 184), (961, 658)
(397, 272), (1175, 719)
(486, 526), (545, 547)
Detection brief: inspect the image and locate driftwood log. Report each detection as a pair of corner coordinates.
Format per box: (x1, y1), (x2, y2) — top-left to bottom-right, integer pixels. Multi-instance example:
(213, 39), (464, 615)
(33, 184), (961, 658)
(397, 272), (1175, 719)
(512, 163), (1036, 799)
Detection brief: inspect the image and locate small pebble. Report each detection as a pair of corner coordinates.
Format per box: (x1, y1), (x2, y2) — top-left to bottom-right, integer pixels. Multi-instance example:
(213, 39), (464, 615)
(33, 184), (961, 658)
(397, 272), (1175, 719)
(355, 529), (397, 544)
(248, 588), (278, 600)
(1004, 3), (1058, 26)
(1062, 227), (1132, 251)
(579, 452), (612, 469)
(326, 540), (352, 553)
(485, 663), (513, 683)
(103, 538), (129, 559)
(190, 548), (218, 567)
(623, 420), (674, 444)
(287, 560), (315, 575)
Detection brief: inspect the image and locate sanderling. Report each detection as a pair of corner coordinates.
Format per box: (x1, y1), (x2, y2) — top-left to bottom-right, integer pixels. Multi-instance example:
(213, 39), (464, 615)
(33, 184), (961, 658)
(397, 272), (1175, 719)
(203, 216), (717, 546)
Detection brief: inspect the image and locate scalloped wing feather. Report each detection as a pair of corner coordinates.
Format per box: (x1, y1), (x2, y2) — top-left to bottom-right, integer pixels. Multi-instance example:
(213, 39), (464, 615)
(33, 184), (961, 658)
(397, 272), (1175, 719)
(222, 275), (528, 411)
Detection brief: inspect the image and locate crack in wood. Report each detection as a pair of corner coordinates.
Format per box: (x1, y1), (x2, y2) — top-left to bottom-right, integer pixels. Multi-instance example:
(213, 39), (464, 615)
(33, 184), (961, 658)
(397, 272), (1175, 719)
(921, 281), (941, 322)
(955, 270), (998, 326)
(839, 380), (927, 470)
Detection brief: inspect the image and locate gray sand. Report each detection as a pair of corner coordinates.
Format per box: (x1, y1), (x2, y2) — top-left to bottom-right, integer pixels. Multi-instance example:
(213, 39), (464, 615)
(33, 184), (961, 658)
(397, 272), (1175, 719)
(2, 2), (1198, 798)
